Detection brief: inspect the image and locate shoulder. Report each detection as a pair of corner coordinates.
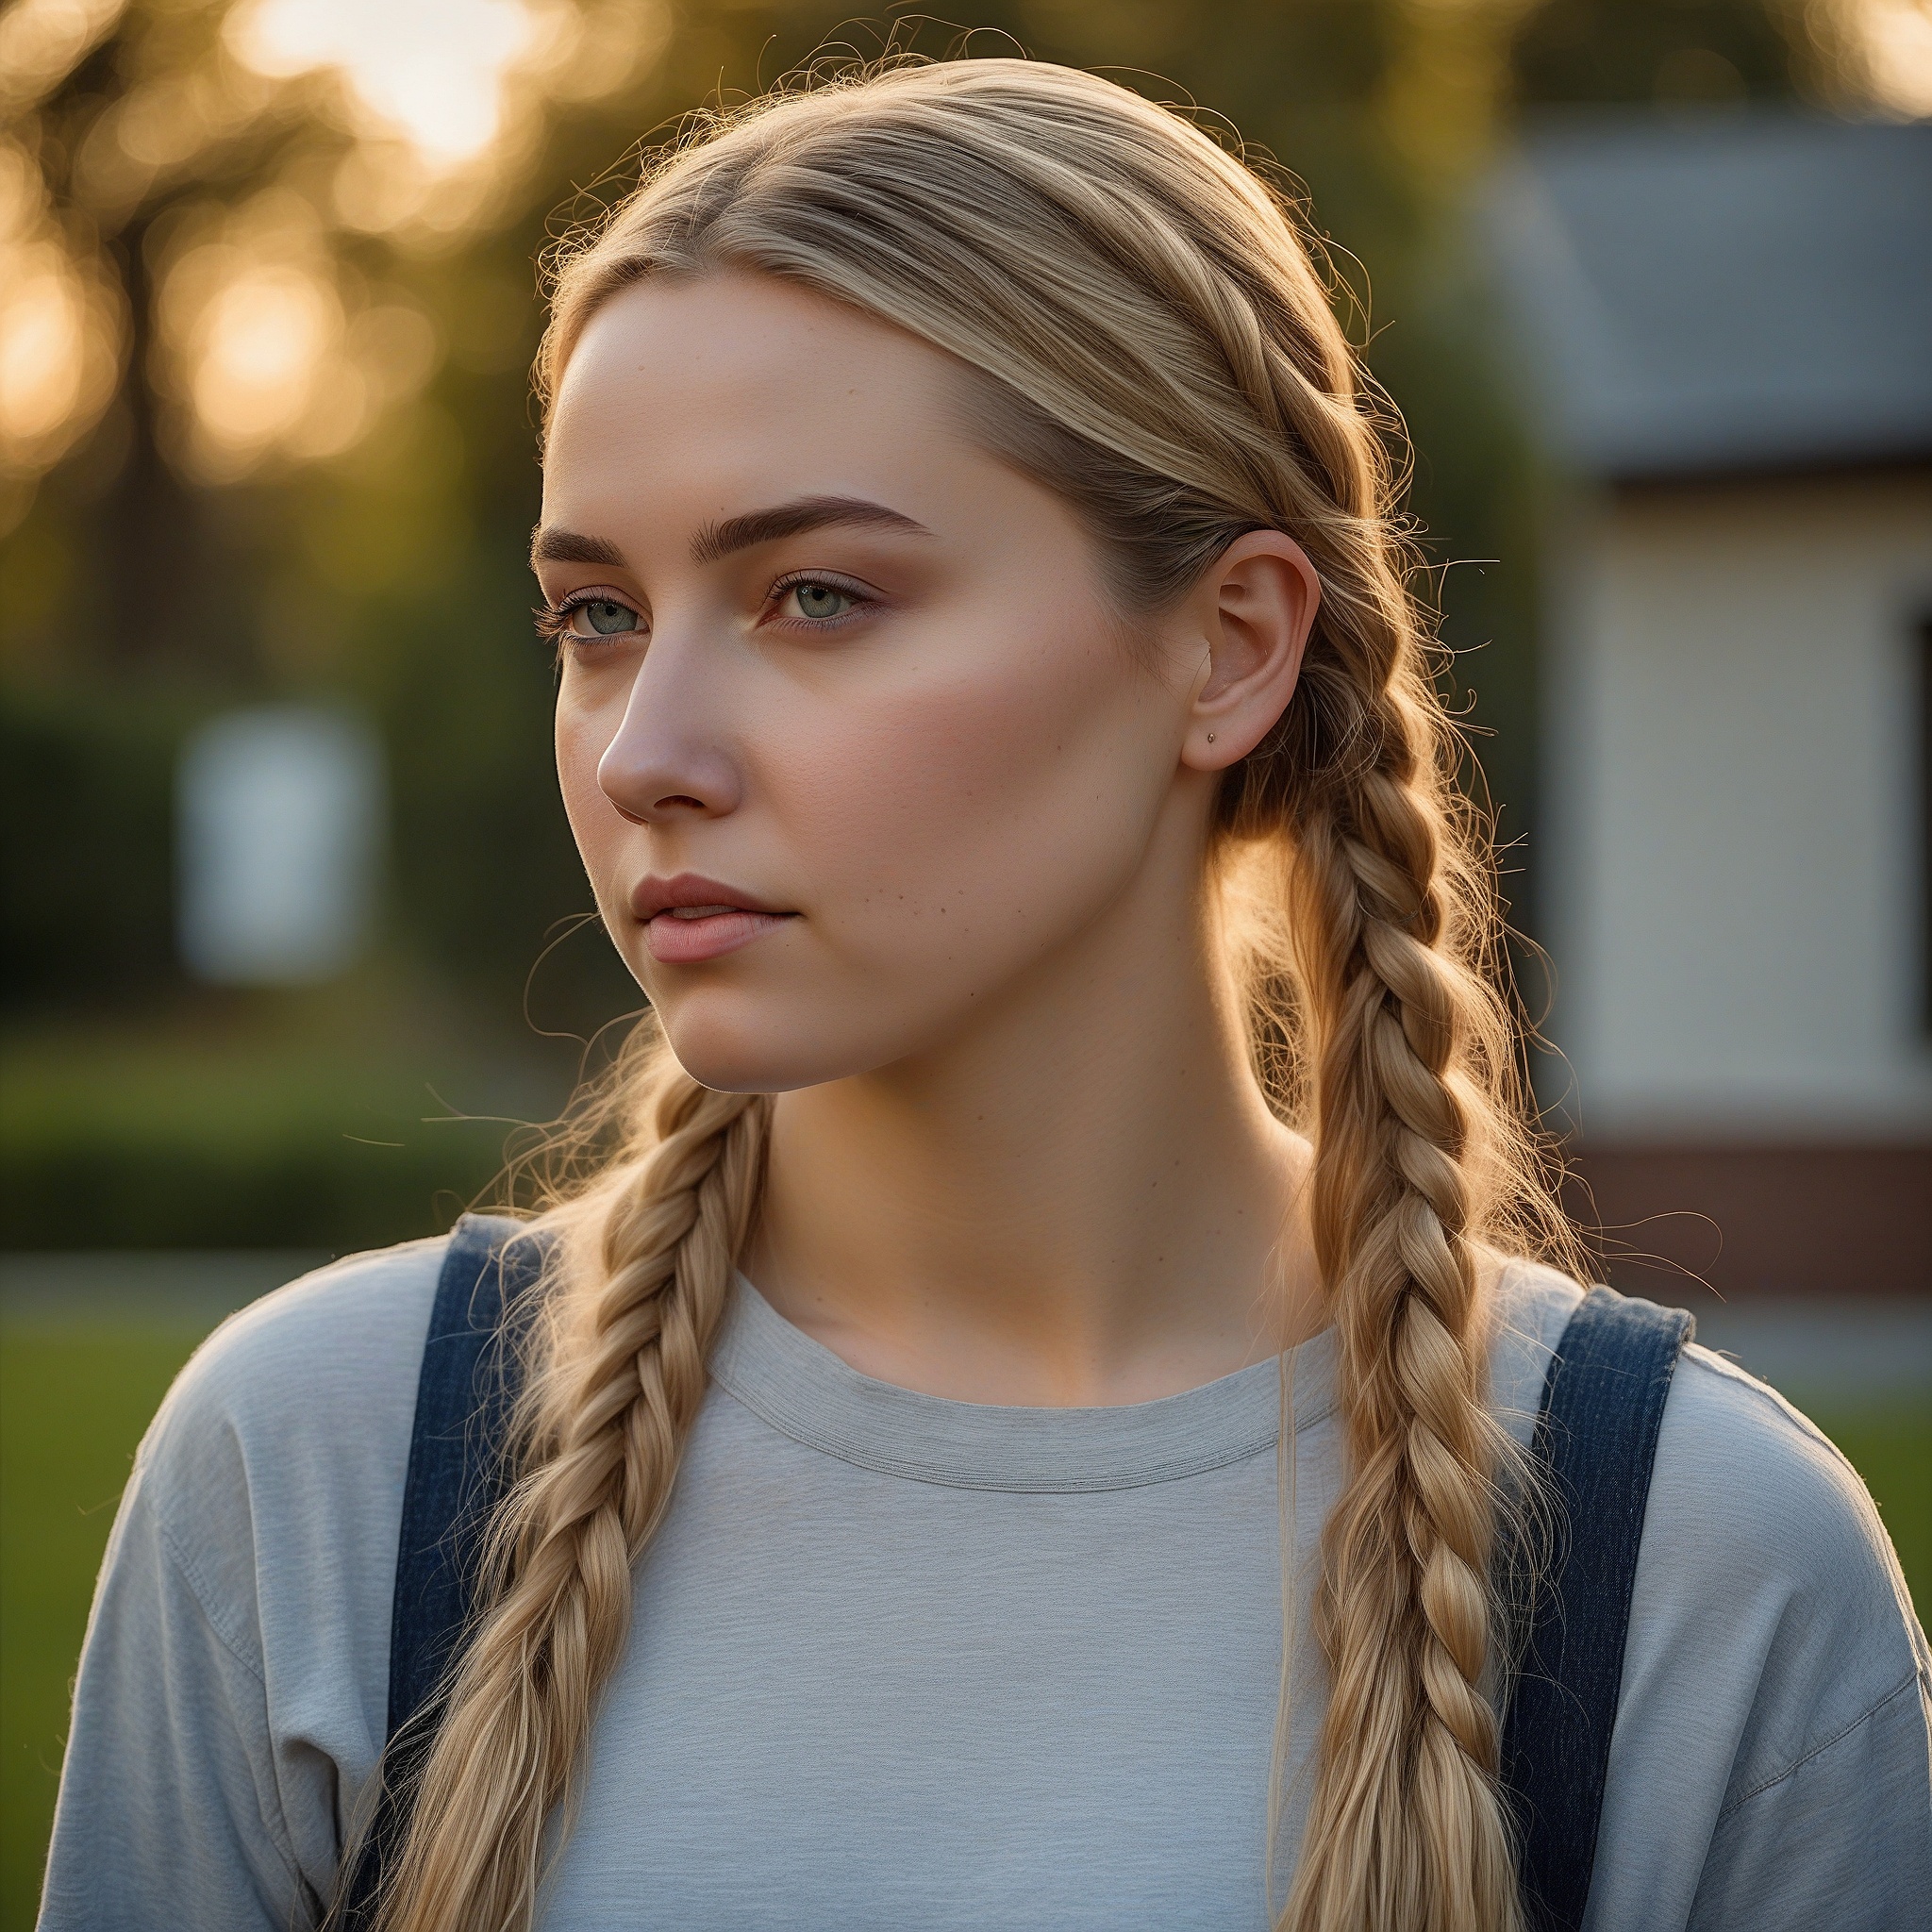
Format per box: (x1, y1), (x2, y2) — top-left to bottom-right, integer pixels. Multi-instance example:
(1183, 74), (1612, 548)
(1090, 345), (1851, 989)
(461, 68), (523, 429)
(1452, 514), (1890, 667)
(1490, 1262), (1919, 1671)
(1621, 1327), (1928, 1830)
(54, 1239), (453, 1904)
(1645, 1340), (1925, 1682)
(130, 1236), (447, 1626)
(1578, 1326), (1931, 1916)
(1496, 1262), (1924, 1687)
(1656, 1339), (1913, 1617)
(1491, 1265), (1930, 1889)
(141, 1235), (444, 1490)
(1489, 1259), (1925, 1762)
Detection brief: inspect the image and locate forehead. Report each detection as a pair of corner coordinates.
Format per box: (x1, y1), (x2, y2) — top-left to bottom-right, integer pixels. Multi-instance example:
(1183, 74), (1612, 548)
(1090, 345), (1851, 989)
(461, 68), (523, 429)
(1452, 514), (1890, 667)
(542, 271), (968, 520)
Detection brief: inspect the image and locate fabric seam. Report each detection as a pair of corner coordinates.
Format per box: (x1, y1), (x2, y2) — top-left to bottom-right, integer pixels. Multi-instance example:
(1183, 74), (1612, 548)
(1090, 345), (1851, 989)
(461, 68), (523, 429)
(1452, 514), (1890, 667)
(150, 1510), (310, 1891)
(708, 1366), (1330, 1491)
(1715, 1670), (1923, 1823)
(153, 1509), (269, 1689)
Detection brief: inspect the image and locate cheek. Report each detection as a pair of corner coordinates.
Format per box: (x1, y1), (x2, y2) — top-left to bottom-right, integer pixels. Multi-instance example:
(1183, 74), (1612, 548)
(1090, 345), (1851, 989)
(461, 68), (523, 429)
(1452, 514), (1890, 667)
(772, 596), (1171, 967)
(555, 690), (624, 900)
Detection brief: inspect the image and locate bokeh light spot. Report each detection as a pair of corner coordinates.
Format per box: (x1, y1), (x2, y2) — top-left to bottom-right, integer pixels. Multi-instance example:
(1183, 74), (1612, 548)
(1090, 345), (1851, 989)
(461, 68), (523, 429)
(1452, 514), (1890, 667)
(227, 0), (539, 166)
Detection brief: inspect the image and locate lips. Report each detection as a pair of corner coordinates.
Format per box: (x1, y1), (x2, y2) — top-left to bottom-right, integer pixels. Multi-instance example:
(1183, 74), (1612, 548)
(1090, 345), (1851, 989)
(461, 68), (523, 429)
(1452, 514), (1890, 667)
(629, 872), (797, 965)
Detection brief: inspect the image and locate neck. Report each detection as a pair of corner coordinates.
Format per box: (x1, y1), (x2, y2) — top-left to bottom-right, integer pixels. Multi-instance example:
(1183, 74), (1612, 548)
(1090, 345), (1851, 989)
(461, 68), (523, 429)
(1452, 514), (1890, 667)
(745, 846), (1324, 1407)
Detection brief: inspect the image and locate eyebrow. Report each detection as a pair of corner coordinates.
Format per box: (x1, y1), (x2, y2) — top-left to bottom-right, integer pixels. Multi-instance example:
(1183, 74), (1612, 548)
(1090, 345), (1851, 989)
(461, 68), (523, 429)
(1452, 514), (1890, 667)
(529, 495), (931, 577)
(691, 495), (931, 565)
(529, 526), (626, 569)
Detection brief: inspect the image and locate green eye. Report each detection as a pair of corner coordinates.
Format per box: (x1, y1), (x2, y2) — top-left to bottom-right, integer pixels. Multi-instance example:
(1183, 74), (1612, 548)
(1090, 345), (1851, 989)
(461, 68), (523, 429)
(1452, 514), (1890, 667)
(570, 598), (639, 637)
(791, 582), (853, 620)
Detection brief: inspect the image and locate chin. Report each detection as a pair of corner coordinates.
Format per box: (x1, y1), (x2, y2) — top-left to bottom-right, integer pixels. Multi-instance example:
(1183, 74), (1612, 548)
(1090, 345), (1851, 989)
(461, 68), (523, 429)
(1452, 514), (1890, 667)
(651, 990), (903, 1095)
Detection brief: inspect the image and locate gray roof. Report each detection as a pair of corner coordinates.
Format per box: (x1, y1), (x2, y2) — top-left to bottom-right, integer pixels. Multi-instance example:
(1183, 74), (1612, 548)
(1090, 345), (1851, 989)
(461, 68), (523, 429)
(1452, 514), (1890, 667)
(1478, 114), (1932, 480)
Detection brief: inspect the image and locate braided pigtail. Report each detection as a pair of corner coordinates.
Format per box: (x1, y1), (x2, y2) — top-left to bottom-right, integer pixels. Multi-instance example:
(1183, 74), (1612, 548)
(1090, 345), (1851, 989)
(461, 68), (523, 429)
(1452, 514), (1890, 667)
(1279, 692), (1525, 1932)
(375, 1044), (771, 1932)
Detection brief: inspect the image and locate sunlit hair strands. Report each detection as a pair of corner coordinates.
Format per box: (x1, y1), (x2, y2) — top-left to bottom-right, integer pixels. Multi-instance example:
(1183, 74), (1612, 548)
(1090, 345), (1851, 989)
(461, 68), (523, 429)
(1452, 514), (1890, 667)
(368, 56), (1579, 1932)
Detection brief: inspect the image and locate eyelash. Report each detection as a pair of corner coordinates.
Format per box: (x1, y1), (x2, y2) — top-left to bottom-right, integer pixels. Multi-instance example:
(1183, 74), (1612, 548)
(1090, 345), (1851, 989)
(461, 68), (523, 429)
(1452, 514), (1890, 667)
(533, 574), (877, 657)
(764, 570), (875, 628)
(532, 588), (638, 657)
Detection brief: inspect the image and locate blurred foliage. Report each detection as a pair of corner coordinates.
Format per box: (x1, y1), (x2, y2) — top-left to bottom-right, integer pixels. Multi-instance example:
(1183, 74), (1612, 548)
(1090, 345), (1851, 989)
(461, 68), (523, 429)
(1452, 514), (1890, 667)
(1516, 0), (1809, 102)
(0, 0), (1898, 1246)
(0, 683), (187, 1008)
(0, 1006), (535, 1246)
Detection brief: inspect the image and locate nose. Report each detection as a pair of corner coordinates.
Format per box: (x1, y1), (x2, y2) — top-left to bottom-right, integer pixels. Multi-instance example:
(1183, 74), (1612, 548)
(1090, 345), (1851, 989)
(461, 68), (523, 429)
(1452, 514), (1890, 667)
(595, 641), (742, 824)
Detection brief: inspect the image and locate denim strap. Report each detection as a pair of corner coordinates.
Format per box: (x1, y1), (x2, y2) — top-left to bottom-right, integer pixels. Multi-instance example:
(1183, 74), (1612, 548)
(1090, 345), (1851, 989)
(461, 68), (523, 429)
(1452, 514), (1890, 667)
(335, 1213), (543, 1925)
(1501, 1285), (1693, 1931)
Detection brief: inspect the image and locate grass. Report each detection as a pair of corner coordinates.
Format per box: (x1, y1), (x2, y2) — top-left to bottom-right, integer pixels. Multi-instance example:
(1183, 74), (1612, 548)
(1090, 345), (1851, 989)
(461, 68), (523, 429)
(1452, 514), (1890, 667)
(1, 1323), (1926, 1931)
(2, 1320), (211, 1931)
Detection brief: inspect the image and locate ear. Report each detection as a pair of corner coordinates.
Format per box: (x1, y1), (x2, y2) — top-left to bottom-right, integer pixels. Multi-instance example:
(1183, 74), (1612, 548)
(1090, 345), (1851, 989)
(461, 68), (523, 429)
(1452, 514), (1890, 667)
(1178, 529), (1320, 772)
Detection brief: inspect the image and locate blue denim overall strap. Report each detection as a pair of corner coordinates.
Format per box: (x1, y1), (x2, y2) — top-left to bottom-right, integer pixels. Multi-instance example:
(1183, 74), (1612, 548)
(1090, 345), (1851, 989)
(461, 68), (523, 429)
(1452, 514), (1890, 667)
(335, 1213), (545, 1926)
(1501, 1285), (1694, 1932)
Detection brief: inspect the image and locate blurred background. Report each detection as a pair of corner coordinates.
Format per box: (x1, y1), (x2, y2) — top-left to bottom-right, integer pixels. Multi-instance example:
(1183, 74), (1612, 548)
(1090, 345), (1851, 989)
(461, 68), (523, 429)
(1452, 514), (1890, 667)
(2, 0), (1927, 1921)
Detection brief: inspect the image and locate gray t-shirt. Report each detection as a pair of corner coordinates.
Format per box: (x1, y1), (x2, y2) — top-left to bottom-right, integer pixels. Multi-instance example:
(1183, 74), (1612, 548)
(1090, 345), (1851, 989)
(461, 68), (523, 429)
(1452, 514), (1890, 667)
(38, 1239), (1932, 1930)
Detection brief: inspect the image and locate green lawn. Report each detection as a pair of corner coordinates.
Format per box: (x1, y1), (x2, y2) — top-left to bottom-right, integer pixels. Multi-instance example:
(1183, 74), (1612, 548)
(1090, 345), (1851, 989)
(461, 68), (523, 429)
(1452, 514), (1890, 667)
(2, 1323), (1927, 1931)
(2, 1321), (212, 1931)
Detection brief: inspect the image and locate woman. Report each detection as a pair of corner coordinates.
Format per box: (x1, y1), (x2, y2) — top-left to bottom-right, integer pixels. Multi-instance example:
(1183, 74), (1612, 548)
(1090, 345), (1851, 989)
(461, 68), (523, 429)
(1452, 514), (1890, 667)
(42, 58), (1929, 1932)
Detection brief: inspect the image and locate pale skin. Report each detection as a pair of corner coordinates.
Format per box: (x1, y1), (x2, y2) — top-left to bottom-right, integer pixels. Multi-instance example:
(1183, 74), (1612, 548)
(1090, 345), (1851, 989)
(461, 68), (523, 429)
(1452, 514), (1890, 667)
(537, 269), (1328, 1405)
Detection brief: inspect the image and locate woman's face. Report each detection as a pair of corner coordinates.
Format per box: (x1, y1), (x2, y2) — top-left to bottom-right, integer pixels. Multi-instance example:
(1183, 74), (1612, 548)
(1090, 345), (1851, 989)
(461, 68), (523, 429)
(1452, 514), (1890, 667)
(538, 270), (1238, 1092)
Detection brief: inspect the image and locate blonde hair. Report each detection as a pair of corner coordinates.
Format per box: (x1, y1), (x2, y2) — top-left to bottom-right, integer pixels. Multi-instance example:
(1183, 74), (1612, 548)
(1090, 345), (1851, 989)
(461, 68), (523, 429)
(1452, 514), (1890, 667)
(369, 56), (1575, 1932)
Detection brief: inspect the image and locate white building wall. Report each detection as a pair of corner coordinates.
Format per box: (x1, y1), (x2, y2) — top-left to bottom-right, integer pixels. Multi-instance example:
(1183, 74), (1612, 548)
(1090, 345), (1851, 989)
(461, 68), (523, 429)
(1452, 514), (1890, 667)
(1545, 471), (1932, 1140)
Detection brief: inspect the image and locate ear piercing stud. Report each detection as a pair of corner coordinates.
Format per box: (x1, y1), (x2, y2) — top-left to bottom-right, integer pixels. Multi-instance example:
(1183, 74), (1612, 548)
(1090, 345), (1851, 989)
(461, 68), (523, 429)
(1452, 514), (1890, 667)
(1206, 732), (1216, 743)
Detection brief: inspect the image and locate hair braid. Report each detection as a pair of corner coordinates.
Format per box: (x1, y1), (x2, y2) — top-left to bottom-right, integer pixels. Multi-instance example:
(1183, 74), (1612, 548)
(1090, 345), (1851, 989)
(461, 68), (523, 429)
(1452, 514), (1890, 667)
(375, 1058), (771, 1932)
(1282, 716), (1524, 1932)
